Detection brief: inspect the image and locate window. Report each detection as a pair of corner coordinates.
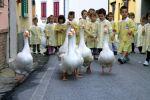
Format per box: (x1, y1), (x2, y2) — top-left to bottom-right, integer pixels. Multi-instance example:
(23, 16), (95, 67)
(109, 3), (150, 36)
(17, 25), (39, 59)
(0, 0), (4, 7)
(111, 2), (116, 15)
(22, 0), (28, 17)
(54, 2), (59, 17)
(41, 2), (47, 19)
(123, 0), (129, 8)
(32, 0), (35, 6)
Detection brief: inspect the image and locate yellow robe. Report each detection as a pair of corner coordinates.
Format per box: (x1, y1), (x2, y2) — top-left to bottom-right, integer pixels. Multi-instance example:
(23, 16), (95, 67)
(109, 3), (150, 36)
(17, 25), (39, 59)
(118, 17), (135, 53)
(86, 21), (98, 48)
(110, 21), (118, 43)
(97, 19), (112, 48)
(144, 23), (150, 51)
(44, 23), (56, 46)
(29, 25), (42, 45)
(55, 23), (67, 46)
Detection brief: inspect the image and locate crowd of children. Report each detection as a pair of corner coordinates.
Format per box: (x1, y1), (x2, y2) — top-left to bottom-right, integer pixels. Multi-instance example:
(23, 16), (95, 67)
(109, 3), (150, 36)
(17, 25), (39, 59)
(28, 6), (150, 67)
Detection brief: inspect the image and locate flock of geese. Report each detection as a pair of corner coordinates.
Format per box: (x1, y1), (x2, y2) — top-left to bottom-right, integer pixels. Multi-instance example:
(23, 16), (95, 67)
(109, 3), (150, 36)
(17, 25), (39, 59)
(12, 26), (116, 80)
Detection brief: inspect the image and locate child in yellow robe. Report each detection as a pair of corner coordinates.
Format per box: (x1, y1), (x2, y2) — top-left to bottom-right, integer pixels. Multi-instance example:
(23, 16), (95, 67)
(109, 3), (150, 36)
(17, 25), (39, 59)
(29, 17), (42, 54)
(67, 11), (79, 44)
(86, 12), (98, 59)
(136, 16), (146, 53)
(97, 8), (112, 54)
(117, 6), (135, 64)
(143, 12), (150, 66)
(55, 15), (67, 52)
(44, 15), (56, 55)
(128, 12), (137, 53)
(107, 12), (118, 55)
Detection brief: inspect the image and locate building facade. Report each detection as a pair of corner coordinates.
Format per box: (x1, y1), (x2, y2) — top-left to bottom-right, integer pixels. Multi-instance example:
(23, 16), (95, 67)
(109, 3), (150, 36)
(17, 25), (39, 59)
(15, 0), (33, 53)
(0, 0), (8, 69)
(35, 0), (108, 24)
(109, 0), (150, 23)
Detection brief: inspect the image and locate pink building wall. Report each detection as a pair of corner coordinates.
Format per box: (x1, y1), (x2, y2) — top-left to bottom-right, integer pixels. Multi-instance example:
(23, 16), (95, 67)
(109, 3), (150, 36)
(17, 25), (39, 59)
(0, 0), (8, 31)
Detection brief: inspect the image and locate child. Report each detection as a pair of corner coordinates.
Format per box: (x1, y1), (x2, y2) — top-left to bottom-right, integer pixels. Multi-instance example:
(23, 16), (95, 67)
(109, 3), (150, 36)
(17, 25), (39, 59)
(86, 12), (98, 59)
(128, 12), (137, 53)
(107, 12), (118, 55)
(136, 16), (146, 53)
(87, 8), (95, 22)
(79, 10), (88, 27)
(29, 17), (42, 54)
(97, 8), (112, 54)
(143, 12), (150, 66)
(44, 15), (56, 55)
(55, 15), (66, 52)
(117, 6), (135, 64)
(67, 11), (79, 44)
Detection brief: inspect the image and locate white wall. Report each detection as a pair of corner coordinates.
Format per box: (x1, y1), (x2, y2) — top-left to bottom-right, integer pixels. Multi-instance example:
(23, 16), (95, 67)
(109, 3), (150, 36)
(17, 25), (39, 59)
(67, 0), (108, 20)
(35, 0), (108, 24)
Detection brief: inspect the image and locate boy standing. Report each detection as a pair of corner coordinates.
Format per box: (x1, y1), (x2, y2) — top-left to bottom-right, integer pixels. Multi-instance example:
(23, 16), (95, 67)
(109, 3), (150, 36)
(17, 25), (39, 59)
(29, 17), (42, 54)
(117, 6), (135, 64)
(97, 8), (112, 54)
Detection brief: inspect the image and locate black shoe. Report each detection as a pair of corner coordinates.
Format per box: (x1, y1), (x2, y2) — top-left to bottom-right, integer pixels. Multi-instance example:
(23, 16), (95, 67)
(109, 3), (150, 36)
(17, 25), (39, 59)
(33, 52), (36, 54)
(44, 52), (49, 55)
(114, 51), (117, 55)
(118, 57), (125, 64)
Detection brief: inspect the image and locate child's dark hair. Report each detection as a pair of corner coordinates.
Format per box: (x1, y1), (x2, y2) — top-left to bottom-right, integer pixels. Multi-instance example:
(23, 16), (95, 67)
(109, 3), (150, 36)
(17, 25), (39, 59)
(46, 15), (54, 24)
(96, 9), (99, 14)
(98, 8), (106, 16)
(120, 6), (128, 12)
(68, 11), (75, 18)
(128, 12), (135, 18)
(91, 12), (97, 17)
(58, 15), (66, 24)
(81, 10), (87, 16)
(33, 17), (38, 22)
(141, 16), (146, 21)
(108, 12), (114, 16)
(146, 11), (150, 19)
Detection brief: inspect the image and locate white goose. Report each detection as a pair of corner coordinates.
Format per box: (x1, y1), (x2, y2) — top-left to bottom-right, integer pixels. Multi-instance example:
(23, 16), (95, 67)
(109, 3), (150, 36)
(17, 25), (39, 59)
(14, 31), (33, 75)
(61, 28), (83, 80)
(58, 26), (71, 58)
(98, 40), (115, 73)
(78, 28), (93, 73)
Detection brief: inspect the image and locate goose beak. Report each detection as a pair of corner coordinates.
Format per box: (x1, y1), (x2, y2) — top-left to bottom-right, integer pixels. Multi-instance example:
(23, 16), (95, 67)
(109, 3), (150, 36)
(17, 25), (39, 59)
(68, 32), (73, 36)
(24, 31), (30, 38)
(70, 28), (75, 34)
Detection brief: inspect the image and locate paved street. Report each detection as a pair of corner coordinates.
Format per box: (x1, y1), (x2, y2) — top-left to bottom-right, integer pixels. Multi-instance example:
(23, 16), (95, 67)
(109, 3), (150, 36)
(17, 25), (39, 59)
(5, 53), (150, 100)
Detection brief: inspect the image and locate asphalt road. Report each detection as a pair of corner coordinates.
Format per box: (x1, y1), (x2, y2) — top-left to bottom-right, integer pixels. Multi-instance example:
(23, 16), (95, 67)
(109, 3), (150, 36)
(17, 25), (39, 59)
(5, 53), (150, 100)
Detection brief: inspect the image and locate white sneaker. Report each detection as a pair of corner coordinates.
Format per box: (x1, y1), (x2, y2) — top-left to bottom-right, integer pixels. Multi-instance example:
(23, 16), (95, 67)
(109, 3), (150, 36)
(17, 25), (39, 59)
(143, 61), (149, 66)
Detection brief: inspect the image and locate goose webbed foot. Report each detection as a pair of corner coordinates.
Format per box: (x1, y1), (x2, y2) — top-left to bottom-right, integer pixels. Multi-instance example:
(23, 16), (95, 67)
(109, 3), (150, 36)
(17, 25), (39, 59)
(109, 66), (112, 73)
(86, 66), (91, 74)
(101, 66), (104, 74)
(62, 72), (67, 81)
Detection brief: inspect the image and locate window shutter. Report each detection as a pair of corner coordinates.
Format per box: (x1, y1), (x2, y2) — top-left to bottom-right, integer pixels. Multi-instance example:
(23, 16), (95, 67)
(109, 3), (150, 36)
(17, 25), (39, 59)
(54, 2), (59, 17)
(0, 0), (4, 7)
(21, 0), (28, 17)
(41, 2), (47, 19)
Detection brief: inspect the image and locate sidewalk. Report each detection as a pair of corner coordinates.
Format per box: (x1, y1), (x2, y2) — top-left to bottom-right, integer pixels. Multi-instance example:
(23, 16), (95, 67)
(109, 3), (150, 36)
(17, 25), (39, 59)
(0, 54), (49, 99)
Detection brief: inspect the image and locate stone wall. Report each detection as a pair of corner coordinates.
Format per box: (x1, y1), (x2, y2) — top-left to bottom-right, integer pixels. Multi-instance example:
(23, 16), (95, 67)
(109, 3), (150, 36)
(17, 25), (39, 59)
(0, 29), (8, 69)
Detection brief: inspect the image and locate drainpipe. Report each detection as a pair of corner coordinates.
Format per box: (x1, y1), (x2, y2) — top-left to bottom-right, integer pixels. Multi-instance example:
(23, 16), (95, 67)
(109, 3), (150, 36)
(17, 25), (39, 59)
(108, 0), (110, 13)
(64, 0), (65, 16)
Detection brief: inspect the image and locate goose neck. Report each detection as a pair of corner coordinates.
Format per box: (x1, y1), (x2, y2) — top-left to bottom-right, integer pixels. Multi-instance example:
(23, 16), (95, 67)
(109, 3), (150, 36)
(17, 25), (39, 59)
(68, 35), (76, 54)
(23, 37), (30, 52)
(79, 29), (85, 44)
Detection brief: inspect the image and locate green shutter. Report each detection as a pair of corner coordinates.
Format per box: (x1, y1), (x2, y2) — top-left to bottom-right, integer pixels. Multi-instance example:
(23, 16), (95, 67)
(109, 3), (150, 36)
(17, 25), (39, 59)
(22, 0), (28, 17)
